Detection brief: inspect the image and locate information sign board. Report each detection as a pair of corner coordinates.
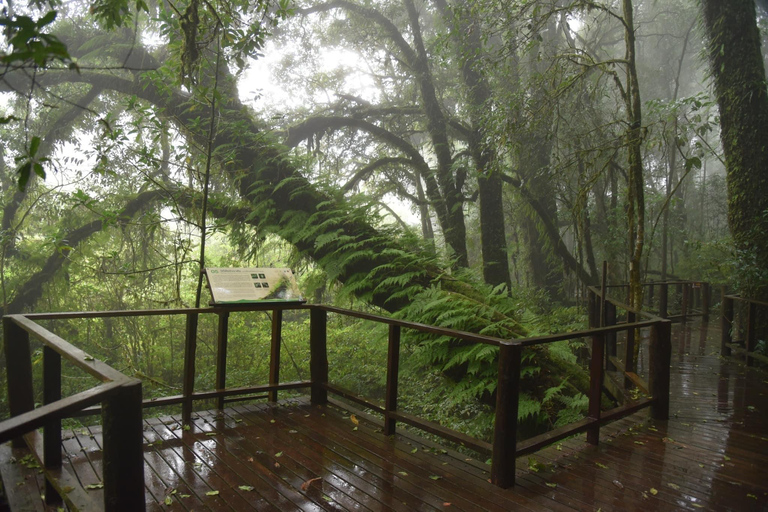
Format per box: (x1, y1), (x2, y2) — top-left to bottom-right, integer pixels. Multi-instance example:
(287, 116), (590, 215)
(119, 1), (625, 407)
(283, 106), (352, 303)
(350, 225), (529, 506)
(204, 268), (304, 304)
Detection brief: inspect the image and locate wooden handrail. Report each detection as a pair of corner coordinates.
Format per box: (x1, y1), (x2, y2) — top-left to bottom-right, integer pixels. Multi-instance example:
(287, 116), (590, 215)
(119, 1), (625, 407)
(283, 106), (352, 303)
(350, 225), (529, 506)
(3, 289), (673, 495)
(2, 315), (146, 511)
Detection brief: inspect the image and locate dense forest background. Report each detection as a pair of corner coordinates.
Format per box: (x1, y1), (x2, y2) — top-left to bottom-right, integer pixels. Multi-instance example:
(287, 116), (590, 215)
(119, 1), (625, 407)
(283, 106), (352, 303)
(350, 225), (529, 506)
(0, 0), (766, 442)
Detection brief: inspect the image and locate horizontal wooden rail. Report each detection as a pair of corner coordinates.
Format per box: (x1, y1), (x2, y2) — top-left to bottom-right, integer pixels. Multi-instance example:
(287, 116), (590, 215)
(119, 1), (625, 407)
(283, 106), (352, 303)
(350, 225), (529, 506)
(7, 315), (128, 383)
(0, 382), (123, 444)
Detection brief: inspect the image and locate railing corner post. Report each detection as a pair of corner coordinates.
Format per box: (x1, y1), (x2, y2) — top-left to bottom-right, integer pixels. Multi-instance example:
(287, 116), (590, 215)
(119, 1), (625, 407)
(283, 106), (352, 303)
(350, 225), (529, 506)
(587, 333), (604, 445)
(3, 316), (34, 447)
(43, 346), (62, 505)
(384, 324), (401, 436)
(215, 310), (230, 410)
(650, 321), (672, 421)
(269, 309), (283, 402)
(182, 312), (198, 424)
(102, 380), (145, 512)
(721, 290), (733, 357)
(659, 283), (669, 319)
(310, 308), (328, 405)
(491, 344), (520, 488)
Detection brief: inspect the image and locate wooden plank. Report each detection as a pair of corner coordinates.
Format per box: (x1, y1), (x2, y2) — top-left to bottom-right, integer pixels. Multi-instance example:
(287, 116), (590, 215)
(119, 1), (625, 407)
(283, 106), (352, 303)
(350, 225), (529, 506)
(24, 431), (100, 511)
(202, 408), (384, 512)
(0, 442), (46, 512)
(221, 407), (429, 512)
(145, 417), (288, 511)
(250, 402), (529, 512)
(308, 400), (555, 512)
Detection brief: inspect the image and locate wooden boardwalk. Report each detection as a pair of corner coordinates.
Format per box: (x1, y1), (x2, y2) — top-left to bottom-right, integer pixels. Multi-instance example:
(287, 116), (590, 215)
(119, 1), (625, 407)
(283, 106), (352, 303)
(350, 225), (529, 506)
(2, 319), (768, 511)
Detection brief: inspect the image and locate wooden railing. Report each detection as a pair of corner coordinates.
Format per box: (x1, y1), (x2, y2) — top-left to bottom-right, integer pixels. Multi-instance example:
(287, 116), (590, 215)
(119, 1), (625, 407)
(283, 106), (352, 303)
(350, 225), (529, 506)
(603, 280), (711, 321)
(2, 315), (145, 511)
(721, 291), (768, 366)
(2, 297), (672, 505)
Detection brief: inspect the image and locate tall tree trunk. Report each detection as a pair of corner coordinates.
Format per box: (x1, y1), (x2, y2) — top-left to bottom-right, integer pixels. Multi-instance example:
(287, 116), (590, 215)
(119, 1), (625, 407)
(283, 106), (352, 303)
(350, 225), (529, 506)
(435, 0), (511, 289)
(623, 0), (645, 311)
(701, 0), (768, 300)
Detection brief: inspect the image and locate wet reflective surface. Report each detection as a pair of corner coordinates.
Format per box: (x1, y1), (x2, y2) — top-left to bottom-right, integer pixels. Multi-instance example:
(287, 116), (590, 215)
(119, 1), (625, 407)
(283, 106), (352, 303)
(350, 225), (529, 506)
(6, 320), (767, 511)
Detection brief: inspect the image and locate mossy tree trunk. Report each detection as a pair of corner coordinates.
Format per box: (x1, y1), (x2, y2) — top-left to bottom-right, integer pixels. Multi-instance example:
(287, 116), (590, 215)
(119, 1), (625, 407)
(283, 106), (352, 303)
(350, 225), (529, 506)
(701, 0), (768, 301)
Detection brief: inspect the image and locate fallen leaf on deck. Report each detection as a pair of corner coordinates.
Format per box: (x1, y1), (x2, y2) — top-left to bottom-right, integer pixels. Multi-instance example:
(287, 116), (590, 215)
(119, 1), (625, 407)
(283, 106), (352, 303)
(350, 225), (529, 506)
(649, 488), (658, 495)
(595, 462), (608, 469)
(429, 475), (442, 480)
(747, 494), (757, 499)
(247, 457), (254, 462)
(411, 448), (418, 454)
(239, 485), (254, 491)
(180, 494), (191, 498)
(546, 482), (557, 488)
(205, 490), (219, 496)
(165, 495), (173, 505)
(443, 503), (451, 507)
(612, 480), (624, 489)
(270, 419), (276, 424)
(634, 441), (644, 445)
(85, 483), (103, 490)
(667, 483), (680, 490)
(301, 477), (322, 491)
(275, 452), (283, 457)
(398, 471), (408, 476)
(274, 462), (281, 468)
(350, 414), (359, 426)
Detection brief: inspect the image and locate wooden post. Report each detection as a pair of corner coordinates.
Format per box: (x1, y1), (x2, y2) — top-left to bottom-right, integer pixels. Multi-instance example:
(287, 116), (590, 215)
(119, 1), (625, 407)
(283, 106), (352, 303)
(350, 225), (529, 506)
(43, 346), (62, 505)
(587, 333), (604, 445)
(745, 301), (757, 367)
(309, 308), (328, 405)
(649, 321), (672, 420)
(600, 261), (608, 327)
(624, 312), (636, 390)
(269, 309), (283, 402)
(648, 281), (655, 309)
(3, 317), (34, 447)
(182, 313), (198, 424)
(721, 290), (733, 357)
(102, 381), (145, 512)
(604, 302), (617, 372)
(215, 311), (229, 410)
(384, 325), (401, 436)
(588, 289), (597, 329)
(490, 344), (520, 488)
(681, 283), (689, 323)
(659, 283), (668, 319)
(702, 283), (711, 322)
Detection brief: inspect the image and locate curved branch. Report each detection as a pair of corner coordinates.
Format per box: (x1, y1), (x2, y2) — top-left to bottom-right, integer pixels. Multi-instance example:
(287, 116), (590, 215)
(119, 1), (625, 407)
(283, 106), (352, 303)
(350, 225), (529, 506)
(341, 156), (416, 193)
(299, 0), (419, 68)
(501, 173), (595, 285)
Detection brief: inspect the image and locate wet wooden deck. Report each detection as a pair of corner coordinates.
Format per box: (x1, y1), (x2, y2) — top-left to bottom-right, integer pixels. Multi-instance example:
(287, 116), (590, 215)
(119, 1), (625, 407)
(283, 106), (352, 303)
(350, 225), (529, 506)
(3, 319), (768, 511)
